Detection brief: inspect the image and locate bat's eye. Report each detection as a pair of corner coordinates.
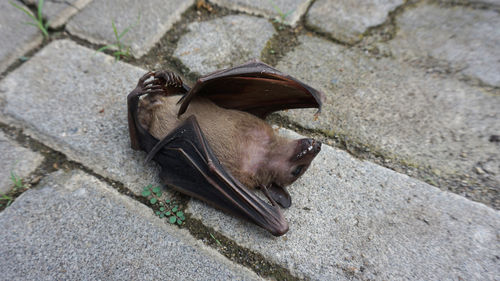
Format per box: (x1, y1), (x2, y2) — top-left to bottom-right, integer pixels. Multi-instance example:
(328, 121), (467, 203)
(292, 165), (305, 177)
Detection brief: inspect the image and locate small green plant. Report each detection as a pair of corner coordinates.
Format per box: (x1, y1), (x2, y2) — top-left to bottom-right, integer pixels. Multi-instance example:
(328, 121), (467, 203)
(142, 184), (186, 225)
(10, 171), (24, 190)
(268, 0), (294, 27)
(209, 233), (222, 246)
(1, 194), (14, 207)
(96, 15), (140, 61)
(0, 171), (28, 209)
(9, 0), (49, 38)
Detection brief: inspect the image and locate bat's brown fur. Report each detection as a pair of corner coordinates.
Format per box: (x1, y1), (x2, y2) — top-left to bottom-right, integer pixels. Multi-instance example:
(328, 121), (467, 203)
(138, 94), (316, 190)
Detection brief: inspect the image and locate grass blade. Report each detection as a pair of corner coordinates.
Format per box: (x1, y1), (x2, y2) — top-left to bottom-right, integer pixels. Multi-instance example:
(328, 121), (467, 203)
(38, 0), (44, 22)
(96, 44), (116, 53)
(38, 22), (49, 37)
(112, 20), (119, 42)
(9, 1), (38, 22)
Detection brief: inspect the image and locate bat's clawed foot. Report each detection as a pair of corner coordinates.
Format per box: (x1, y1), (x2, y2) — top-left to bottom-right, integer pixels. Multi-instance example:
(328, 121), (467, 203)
(129, 71), (166, 99)
(154, 71), (184, 87)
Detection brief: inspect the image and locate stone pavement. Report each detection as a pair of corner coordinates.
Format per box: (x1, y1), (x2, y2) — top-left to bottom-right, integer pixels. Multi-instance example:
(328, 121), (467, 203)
(0, 0), (499, 280)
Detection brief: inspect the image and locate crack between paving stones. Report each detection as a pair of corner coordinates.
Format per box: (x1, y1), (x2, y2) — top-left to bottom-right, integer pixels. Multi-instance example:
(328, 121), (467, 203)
(428, 0), (500, 12)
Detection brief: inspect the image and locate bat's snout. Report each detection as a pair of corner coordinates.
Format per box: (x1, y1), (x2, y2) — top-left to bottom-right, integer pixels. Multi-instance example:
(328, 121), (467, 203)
(310, 139), (321, 154)
(296, 138), (321, 161)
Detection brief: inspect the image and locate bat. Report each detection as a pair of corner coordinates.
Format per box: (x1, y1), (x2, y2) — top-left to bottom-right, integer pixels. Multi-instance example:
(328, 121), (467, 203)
(127, 60), (323, 236)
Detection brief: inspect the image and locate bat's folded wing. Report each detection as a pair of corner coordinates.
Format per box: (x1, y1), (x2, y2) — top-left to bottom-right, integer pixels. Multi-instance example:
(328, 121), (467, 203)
(145, 115), (289, 236)
(177, 60), (324, 119)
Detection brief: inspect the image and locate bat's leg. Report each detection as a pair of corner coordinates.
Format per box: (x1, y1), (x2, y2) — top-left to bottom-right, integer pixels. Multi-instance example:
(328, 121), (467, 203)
(128, 72), (165, 150)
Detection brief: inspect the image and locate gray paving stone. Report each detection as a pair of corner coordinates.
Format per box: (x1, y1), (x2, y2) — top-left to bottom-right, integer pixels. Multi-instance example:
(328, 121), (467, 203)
(387, 3), (500, 87)
(210, 0), (312, 26)
(277, 36), (500, 204)
(0, 131), (44, 194)
(0, 39), (161, 196)
(23, 0), (92, 28)
(0, 1), (43, 74)
(0, 170), (262, 280)
(174, 15), (275, 75)
(188, 129), (500, 280)
(306, 0), (403, 44)
(66, 0), (194, 58)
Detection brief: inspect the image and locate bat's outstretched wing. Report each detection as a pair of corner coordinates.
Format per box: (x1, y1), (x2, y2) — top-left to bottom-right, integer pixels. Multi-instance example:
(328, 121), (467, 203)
(127, 72), (288, 236)
(146, 116), (288, 236)
(177, 60), (324, 119)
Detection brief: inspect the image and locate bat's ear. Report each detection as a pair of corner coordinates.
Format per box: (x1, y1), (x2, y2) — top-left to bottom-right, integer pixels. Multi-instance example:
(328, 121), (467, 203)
(268, 184), (291, 208)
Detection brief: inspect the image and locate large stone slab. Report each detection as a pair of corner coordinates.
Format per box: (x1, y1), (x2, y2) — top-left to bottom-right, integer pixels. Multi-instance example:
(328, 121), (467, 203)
(66, 0), (194, 58)
(0, 170), (262, 280)
(174, 15), (275, 75)
(23, 0), (92, 28)
(277, 35), (500, 206)
(188, 129), (500, 280)
(0, 131), (44, 194)
(210, 0), (312, 26)
(0, 39), (160, 195)
(306, 0), (403, 44)
(387, 3), (500, 87)
(0, 0), (43, 74)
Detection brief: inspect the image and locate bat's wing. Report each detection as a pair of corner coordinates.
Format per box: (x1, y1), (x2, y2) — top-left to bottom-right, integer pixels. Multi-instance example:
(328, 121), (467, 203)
(177, 60), (324, 119)
(146, 116), (289, 236)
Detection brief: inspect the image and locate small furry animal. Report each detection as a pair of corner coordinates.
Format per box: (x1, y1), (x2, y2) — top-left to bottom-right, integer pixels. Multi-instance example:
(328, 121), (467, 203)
(138, 94), (321, 208)
(127, 61), (323, 235)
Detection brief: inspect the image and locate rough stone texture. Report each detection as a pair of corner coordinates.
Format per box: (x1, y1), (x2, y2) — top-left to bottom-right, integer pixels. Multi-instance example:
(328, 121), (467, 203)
(0, 170), (262, 280)
(174, 15), (275, 75)
(0, 131), (44, 194)
(277, 36), (500, 206)
(306, 0), (403, 44)
(66, 0), (194, 58)
(23, 0), (93, 28)
(188, 129), (500, 280)
(387, 3), (500, 87)
(210, 0), (312, 26)
(0, 40), (162, 196)
(0, 0), (43, 74)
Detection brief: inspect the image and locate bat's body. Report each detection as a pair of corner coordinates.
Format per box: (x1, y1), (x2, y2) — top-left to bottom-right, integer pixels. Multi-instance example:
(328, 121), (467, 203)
(138, 95), (301, 190)
(127, 61), (324, 236)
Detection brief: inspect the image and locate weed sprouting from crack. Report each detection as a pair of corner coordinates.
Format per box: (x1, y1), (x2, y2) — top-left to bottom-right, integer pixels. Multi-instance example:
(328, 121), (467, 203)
(10, 170), (25, 190)
(9, 0), (49, 38)
(209, 233), (222, 246)
(0, 170), (29, 209)
(96, 15), (141, 61)
(141, 184), (186, 225)
(268, 0), (294, 29)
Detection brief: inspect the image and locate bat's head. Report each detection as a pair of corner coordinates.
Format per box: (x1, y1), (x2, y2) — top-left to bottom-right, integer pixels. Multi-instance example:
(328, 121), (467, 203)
(265, 137), (321, 208)
(273, 138), (322, 186)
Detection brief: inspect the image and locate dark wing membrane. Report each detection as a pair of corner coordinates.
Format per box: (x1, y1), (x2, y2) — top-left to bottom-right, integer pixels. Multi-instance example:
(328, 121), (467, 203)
(177, 60), (324, 119)
(146, 116), (289, 236)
